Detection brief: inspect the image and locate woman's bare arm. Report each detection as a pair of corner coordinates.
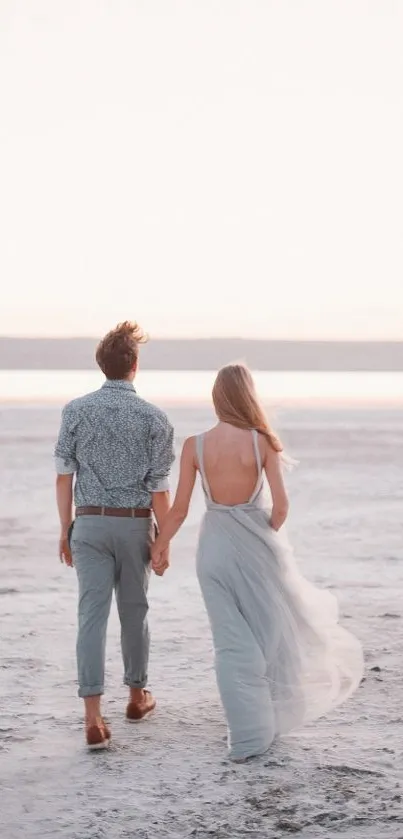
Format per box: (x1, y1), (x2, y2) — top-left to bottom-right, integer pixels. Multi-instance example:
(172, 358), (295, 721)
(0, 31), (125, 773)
(263, 444), (289, 531)
(151, 437), (197, 566)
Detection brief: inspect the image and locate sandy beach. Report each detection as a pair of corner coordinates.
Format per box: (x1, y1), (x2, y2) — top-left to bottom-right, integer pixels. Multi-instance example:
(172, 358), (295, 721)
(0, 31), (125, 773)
(1, 402), (402, 838)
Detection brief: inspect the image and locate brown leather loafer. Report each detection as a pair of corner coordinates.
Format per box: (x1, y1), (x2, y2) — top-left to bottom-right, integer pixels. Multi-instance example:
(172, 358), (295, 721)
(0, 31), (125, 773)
(86, 718), (111, 751)
(126, 690), (156, 723)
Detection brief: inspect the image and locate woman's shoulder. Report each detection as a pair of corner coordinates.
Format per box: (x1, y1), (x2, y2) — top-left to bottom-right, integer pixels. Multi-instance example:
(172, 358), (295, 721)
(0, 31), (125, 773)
(181, 435), (198, 458)
(182, 427), (216, 457)
(180, 434), (204, 469)
(187, 425), (217, 442)
(183, 434), (197, 447)
(256, 430), (281, 464)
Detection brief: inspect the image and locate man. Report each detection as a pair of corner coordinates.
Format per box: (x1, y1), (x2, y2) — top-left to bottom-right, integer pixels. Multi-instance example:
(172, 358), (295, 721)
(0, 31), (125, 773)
(55, 321), (174, 750)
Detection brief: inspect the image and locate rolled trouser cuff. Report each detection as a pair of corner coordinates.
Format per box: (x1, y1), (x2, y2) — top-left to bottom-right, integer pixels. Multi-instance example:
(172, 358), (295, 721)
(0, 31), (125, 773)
(78, 684), (104, 698)
(124, 678), (148, 689)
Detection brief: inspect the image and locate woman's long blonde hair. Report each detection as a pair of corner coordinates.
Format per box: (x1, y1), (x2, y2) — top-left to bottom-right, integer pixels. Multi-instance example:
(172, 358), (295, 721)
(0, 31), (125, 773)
(212, 363), (283, 453)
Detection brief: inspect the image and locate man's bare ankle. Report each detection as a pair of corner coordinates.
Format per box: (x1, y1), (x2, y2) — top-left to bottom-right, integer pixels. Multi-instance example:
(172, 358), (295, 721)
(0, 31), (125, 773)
(84, 694), (102, 727)
(129, 687), (145, 701)
(85, 715), (102, 729)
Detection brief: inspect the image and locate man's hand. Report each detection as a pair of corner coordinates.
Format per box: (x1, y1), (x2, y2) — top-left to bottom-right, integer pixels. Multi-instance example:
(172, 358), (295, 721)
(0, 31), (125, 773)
(56, 474), (74, 567)
(151, 545), (170, 577)
(59, 530), (73, 567)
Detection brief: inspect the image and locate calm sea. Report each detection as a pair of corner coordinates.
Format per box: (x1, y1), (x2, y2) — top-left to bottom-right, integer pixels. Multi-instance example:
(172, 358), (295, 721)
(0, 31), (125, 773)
(0, 369), (401, 405)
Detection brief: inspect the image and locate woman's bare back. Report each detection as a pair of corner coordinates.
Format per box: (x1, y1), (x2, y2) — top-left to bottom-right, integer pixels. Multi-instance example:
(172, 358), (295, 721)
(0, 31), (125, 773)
(199, 424), (265, 506)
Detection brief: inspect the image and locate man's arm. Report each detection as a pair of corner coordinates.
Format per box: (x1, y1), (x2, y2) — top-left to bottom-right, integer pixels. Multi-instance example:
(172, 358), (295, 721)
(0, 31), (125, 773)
(146, 412), (175, 575)
(151, 490), (171, 531)
(146, 412), (175, 498)
(150, 491), (171, 576)
(54, 405), (78, 567)
(56, 474), (74, 566)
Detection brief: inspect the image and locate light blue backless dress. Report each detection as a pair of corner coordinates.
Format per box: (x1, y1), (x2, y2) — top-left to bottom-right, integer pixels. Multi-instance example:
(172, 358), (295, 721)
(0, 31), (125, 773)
(195, 430), (364, 762)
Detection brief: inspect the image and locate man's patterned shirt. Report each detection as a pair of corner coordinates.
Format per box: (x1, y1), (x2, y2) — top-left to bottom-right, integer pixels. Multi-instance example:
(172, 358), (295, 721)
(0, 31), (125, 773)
(54, 379), (174, 508)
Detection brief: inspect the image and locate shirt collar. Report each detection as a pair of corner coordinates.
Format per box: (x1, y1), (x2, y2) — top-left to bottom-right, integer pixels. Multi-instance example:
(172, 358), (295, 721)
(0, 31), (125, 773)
(102, 379), (136, 392)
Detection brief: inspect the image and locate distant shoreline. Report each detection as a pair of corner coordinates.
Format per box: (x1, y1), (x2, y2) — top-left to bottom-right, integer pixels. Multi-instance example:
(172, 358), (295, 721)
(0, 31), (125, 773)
(0, 337), (402, 372)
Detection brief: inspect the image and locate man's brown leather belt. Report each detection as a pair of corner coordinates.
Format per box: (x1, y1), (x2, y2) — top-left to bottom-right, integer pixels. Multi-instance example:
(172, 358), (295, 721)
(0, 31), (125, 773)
(76, 507), (152, 518)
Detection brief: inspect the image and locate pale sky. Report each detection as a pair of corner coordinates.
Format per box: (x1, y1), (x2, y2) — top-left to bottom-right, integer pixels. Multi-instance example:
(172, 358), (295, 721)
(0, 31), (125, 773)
(0, 1), (402, 339)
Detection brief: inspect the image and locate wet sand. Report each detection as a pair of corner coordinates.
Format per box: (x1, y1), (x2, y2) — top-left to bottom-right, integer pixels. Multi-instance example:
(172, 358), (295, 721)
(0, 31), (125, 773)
(0, 404), (402, 838)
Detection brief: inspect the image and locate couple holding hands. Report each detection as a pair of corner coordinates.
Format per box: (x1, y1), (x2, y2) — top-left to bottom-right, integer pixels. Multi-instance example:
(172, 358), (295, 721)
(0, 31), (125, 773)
(55, 321), (363, 760)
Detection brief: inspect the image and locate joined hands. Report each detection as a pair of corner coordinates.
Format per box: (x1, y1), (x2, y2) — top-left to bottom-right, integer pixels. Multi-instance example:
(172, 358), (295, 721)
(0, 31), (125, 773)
(151, 542), (170, 577)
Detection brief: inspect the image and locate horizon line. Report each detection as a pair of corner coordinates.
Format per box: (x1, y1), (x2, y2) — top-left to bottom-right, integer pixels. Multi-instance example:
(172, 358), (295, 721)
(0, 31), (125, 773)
(1, 336), (402, 344)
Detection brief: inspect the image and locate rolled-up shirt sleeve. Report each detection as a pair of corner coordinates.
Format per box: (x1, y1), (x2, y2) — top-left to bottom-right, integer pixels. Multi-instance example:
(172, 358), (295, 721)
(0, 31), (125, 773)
(54, 405), (78, 475)
(145, 413), (175, 492)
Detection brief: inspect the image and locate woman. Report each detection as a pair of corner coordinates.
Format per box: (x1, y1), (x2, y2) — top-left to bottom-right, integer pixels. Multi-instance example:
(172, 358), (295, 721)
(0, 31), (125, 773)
(151, 364), (364, 762)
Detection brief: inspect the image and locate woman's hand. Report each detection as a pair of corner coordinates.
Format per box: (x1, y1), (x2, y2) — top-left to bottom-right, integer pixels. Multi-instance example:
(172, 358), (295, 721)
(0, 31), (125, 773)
(151, 542), (170, 576)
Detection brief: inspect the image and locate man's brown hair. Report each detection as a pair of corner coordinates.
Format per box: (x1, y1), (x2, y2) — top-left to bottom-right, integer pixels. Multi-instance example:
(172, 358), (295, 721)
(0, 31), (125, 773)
(96, 321), (148, 380)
